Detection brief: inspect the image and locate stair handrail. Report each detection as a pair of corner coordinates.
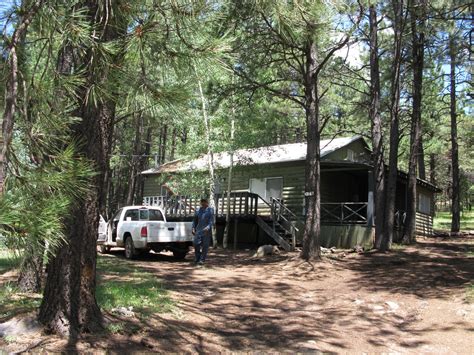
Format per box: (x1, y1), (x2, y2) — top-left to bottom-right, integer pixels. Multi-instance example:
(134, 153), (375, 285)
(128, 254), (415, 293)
(271, 198), (301, 232)
(271, 198), (301, 249)
(271, 198), (299, 222)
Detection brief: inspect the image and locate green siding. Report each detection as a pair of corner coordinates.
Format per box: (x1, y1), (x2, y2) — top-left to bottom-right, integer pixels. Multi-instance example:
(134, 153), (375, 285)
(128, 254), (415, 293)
(142, 175), (162, 197)
(320, 225), (374, 248)
(142, 158), (371, 217)
(324, 140), (370, 162)
(229, 161), (306, 215)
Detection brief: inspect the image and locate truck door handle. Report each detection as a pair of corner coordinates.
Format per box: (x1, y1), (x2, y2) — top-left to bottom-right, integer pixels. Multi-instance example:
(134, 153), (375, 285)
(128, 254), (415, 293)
(168, 227), (175, 231)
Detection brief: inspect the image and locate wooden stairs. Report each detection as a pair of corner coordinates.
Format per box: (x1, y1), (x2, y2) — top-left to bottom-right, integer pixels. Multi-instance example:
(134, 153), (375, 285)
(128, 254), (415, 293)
(144, 191), (300, 251)
(255, 216), (293, 251)
(255, 198), (300, 252)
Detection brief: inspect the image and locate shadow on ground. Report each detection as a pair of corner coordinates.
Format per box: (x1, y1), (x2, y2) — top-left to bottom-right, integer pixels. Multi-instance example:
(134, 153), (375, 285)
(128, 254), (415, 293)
(346, 239), (474, 298)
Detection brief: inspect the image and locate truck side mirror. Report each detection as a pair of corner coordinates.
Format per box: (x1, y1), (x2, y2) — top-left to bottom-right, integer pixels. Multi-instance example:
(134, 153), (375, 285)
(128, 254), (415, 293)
(126, 217), (132, 222)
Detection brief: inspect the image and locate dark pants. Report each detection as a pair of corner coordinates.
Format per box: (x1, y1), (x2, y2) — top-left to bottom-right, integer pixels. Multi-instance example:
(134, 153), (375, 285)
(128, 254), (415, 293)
(194, 233), (211, 262)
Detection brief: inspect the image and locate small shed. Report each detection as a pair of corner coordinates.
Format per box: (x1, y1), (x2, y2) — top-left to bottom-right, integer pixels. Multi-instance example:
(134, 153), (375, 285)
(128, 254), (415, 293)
(141, 136), (440, 249)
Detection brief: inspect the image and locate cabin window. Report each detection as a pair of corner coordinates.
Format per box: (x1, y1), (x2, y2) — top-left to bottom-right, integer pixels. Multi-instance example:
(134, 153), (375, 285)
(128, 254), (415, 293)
(249, 177), (283, 201)
(418, 192), (431, 215)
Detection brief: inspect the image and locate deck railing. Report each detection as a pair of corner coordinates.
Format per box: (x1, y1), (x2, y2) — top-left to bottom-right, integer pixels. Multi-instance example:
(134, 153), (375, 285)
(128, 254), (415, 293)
(320, 202), (368, 224)
(144, 194), (370, 225)
(215, 192), (259, 217)
(144, 192), (262, 218)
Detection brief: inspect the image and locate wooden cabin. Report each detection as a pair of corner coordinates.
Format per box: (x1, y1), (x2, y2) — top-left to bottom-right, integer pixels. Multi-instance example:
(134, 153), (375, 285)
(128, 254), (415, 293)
(141, 136), (440, 250)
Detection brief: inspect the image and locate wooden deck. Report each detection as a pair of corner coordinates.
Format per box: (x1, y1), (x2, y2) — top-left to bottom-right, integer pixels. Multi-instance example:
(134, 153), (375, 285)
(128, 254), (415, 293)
(144, 192), (268, 219)
(143, 192), (300, 251)
(144, 192), (371, 224)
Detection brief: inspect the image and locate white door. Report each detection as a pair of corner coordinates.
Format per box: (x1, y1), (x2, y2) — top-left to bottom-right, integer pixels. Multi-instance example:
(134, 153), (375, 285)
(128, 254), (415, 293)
(249, 177), (283, 202)
(98, 215), (107, 242)
(249, 178), (266, 198)
(266, 177), (283, 201)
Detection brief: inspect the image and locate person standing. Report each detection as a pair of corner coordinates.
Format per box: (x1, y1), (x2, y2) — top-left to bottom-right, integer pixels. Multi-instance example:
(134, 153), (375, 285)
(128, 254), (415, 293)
(192, 198), (214, 265)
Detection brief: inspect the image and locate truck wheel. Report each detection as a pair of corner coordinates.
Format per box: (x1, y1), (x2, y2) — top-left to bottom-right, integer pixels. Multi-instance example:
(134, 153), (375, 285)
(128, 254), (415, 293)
(124, 236), (136, 260)
(173, 250), (188, 260)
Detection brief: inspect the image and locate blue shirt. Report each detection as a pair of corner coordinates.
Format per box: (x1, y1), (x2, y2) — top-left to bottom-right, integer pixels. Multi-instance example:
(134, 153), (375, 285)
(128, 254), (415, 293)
(192, 207), (214, 236)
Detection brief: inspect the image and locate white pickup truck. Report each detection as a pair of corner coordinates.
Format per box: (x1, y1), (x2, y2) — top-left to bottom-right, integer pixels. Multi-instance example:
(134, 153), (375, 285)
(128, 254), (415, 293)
(97, 206), (194, 260)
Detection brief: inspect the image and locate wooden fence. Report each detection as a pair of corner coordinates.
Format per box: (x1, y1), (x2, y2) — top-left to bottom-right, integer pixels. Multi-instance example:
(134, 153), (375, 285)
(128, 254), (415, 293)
(320, 202), (368, 224)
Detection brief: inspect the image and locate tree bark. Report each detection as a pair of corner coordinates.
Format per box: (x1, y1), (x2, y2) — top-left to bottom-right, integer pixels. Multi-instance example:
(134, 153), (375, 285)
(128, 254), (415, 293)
(197, 77), (218, 247)
(136, 125), (152, 203)
(449, 35), (460, 233)
(301, 38), (321, 261)
(429, 153), (436, 185)
(382, 0), (405, 251)
(160, 124), (168, 164)
(170, 127), (177, 161)
(18, 244), (44, 293)
(369, 4), (386, 249)
(38, 0), (125, 336)
(223, 88), (236, 249)
(403, 0), (425, 244)
(1, 0), (45, 293)
(126, 113), (143, 205)
(418, 137), (426, 180)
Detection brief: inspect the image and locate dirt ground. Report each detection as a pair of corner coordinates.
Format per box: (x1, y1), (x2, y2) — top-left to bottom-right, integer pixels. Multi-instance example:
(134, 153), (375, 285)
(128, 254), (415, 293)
(1, 236), (473, 354)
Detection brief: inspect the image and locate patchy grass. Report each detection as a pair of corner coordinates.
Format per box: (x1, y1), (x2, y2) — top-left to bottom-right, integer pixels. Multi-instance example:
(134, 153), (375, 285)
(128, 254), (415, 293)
(0, 249), (20, 274)
(433, 211), (474, 231)
(0, 282), (41, 321)
(0, 250), (174, 322)
(390, 243), (407, 250)
(106, 322), (125, 334)
(2, 334), (17, 344)
(466, 284), (474, 303)
(0, 249), (39, 322)
(96, 256), (175, 317)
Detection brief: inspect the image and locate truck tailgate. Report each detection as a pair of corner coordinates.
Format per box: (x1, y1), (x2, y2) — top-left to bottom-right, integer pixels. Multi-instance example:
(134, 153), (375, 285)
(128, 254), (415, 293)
(147, 222), (193, 243)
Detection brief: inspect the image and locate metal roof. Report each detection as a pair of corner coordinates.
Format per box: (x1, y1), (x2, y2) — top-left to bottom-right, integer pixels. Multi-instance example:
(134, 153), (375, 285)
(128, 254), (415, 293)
(141, 136), (366, 175)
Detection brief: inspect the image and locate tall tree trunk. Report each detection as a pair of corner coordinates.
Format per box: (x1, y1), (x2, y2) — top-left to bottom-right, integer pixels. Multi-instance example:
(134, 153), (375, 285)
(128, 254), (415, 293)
(429, 153), (436, 185)
(403, 0), (425, 244)
(136, 125), (152, 203)
(170, 127), (177, 161)
(197, 77), (218, 247)
(0, 0), (43, 193)
(181, 127), (187, 145)
(18, 244), (44, 293)
(382, 0), (405, 251)
(418, 137), (426, 180)
(369, 4), (386, 249)
(223, 90), (236, 249)
(126, 113), (143, 205)
(301, 38), (321, 261)
(3, 0), (46, 293)
(449, 35), (460, 233)
(38, 1), (125, 336)
(160, 124), (168, 164)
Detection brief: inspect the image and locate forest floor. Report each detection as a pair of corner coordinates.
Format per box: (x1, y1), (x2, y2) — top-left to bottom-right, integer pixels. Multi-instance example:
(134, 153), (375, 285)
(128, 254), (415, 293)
(0, 236), (473, 354)
(433, 210), (474, 231)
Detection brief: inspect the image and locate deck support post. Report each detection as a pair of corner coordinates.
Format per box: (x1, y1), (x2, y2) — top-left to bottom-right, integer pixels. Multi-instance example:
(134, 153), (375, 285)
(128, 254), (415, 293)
(367, 170), (374, 227)
(233, 218), (238, 250)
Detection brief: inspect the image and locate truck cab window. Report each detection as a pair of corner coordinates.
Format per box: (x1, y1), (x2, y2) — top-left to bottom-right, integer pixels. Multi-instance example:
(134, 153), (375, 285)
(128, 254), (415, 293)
(139, 209), (164, 221)
(124, 209), (139, 221)
(148, 209), (164, 221)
